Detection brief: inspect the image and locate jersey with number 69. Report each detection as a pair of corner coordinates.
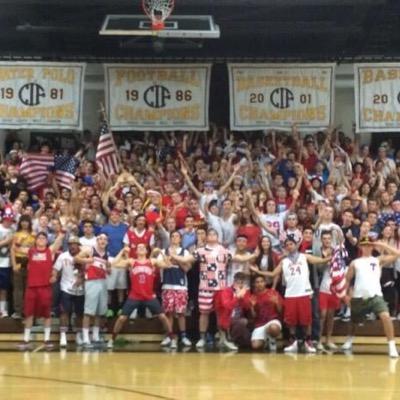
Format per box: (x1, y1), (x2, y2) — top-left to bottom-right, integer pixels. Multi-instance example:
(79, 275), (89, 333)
(281, 253), (313, 298)
(259, 211), (287, 247)
(128, 259), (156, 301)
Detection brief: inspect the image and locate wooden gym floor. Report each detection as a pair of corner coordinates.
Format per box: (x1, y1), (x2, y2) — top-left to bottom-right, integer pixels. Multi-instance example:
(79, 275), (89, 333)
(0, 345), (399, 400)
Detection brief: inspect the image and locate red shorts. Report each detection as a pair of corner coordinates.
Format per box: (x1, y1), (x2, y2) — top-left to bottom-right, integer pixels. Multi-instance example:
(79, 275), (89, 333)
(162, 289), (188, 314)
(24, 286), (52, 318)
(284, 296), (312, 326)
(319, 292), (340, 311)
(198, 290), (218, 314)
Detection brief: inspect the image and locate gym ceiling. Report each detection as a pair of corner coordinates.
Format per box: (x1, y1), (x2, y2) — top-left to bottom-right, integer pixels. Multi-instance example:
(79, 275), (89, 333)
(0, 0), (399, 62)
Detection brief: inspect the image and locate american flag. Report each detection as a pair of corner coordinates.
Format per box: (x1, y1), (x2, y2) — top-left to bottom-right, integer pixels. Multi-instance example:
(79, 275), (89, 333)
(329, 244), (348, 298)
(95, 120), (120, 177)
(54, 155), (79, 190)
(19, 153), (54, 191)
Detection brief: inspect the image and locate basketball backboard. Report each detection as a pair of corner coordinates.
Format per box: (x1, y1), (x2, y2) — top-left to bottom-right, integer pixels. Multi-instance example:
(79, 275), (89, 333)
(99, 15), (220, 39)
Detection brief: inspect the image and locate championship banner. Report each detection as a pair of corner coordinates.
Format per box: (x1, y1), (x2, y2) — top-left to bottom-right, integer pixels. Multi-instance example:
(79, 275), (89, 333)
(105, 64), (211, 131)
(228, 64), (335, 131)
(0, 62), (85, 130)
(355, 63), (400, 132)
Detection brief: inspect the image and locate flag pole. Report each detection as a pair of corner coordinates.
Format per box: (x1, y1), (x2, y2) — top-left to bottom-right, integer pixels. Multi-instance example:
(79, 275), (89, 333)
(98, 102), (123, 170)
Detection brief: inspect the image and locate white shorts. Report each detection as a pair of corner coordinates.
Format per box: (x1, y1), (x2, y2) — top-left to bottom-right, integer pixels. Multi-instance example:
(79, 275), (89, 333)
(251, 319), (282, 342)
(106, 266), (128, 290)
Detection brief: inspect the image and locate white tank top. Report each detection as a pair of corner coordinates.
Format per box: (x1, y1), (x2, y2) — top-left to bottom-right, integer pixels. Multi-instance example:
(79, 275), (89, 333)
(282, 253), (313, 298)
(353, 256), (382, 298)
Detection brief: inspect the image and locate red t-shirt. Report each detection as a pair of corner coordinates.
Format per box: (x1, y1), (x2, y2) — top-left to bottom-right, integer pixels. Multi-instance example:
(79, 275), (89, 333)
(145, 209), (160, 226)
(27, 247), (53, 288)
(299, 240), (312, 253)
(175, 207), (190, 229)
(237, 224), (262, 250)
(302, 152), (318, 173)
(128, 259), (156, 301)
(162, 195), (173, 209)
(244, 289), (283, 327)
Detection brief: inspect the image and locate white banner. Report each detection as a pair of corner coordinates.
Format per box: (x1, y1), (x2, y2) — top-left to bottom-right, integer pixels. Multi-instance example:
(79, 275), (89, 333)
(355, 63), (400, 133)
(0, 62), (85, 130)
(105, 64), (211, 131)
(228, 63), (335, 131)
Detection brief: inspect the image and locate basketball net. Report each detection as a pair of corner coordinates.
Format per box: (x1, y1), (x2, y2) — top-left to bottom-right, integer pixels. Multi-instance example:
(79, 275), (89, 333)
(142, 0), (175, 30)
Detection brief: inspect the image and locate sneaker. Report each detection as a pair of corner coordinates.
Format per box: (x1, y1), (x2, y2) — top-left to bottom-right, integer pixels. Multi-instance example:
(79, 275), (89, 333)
(206, 333), (215, 345)
(389, 342), (399, 358)
(11, 312), (22, 320)
(196, 338), (206, 349)
(60, 335), (67, 348)
(221, 340), (238, 351)
(268, 338), (277, 352)
(284, 340), (298, 353)
(106, 309), (114, 318)
(366, 313), (376, 321)
(334, 314), (343, 321)
(181, 337), (192, 347)
(17, 342), (31, 351)
(44, 341), (54, 350)
(326, 342), (338, 351)
(160, 336), (172, 347)
(75, 332), (83, 346)
(389, 347), (399, 358)
(341, 337), (353, 351)
(107, 339), (114, 349)
(82, 341), (94, 349)
(397, 313), (400, 321)
(1, 311), (9, 318)
(170, 338), (178, 349)
(316, 342), (324, 351)
(304, 340), (316, 354)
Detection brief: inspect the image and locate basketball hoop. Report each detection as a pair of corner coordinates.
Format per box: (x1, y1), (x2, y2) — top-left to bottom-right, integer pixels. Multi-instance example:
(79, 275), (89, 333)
(142, 0), (175, 31)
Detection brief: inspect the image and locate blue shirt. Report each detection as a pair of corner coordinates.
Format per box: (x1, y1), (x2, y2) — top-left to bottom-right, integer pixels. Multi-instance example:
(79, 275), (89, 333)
(179, 229), (197, 250)
(101, 223), (128, 257)
(161, 247), (188, 290)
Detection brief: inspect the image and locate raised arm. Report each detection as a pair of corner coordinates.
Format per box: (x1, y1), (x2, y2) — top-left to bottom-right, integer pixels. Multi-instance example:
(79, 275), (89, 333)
(180, 161), (202, 199)
(151, 248), (172, 269)
(245, 190), (278, 237)
(128, 173), (146, 197)
(49, 232), (65, 256)
(74, 248), (94, 265)
(111, 248), (133, 269)
(217, 163), (240, 196)
(169, 250), (195, 266)
(375, 241), (400, 267)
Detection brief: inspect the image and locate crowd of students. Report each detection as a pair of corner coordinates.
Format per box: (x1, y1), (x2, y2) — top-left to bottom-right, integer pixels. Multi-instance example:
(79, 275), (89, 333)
(0, 124), (400, 357)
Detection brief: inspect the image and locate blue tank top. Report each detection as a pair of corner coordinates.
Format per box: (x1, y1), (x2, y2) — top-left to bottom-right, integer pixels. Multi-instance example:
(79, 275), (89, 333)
(161, 247), (188, 290)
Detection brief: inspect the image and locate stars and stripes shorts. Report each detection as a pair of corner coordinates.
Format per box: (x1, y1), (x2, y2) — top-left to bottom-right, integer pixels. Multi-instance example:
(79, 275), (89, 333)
(198, 290), (219, 314)
(162, 289), (188, 314)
